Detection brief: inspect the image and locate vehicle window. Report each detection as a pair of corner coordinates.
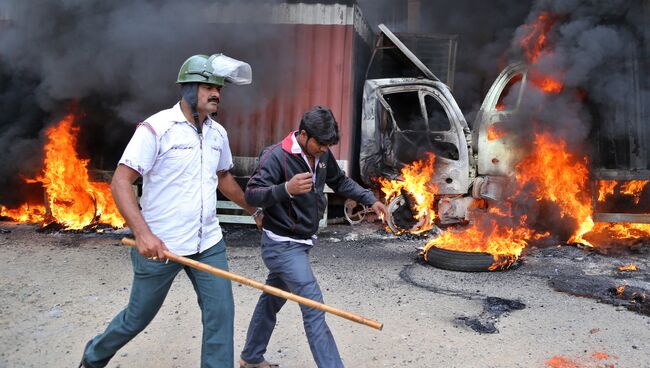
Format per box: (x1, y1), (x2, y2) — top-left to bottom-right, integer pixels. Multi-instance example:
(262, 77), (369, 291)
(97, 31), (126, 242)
(384, 91), (426, 131)
(495, 73), (523, 111)
(424, 94), (451, 131)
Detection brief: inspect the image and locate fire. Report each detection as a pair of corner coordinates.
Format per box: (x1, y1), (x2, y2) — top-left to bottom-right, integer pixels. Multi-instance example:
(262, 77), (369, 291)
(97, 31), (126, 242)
(597, 181), (617, 202)
(514, 131), (594, 245)
(422, 215), (544, 270)
(506, 131), (650, 248)
(487, 124), (508, 141)
(620, 180), (648, 204)
(1, 112), (124, 229)
(519, 12), (558, 64)
(598, 180), (648, 204)
(386, 8), (650, 268)
(618, 263), (637, 271)
(377, 153), (437, 233)
(586, 222), (650, 241)
(1, 203), (46, 223)
(532, 75), (563, 93)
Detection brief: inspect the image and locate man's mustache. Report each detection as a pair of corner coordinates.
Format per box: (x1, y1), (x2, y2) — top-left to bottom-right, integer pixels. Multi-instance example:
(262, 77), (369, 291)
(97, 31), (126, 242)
(208, 97), (220, 103)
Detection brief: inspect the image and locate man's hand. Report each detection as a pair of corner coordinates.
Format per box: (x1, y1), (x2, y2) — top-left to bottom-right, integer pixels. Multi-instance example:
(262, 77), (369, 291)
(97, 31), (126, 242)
(371, 201), (389, 224)
(135, 232), (168, 261)
(286, 172), (313, 196)
(253, 213), (264, 230)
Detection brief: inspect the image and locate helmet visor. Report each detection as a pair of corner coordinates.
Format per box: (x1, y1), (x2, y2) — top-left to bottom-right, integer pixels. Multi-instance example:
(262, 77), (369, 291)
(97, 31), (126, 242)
(210, 54), (252, 85)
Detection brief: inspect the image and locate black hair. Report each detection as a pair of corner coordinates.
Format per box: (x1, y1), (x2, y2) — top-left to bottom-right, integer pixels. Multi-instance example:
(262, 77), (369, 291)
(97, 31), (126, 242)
(298, 106), (339, 145)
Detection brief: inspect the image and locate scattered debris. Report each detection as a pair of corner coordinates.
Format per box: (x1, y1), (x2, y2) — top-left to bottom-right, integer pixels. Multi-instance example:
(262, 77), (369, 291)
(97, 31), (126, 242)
(0, 228), (11, 234)
(549, 276), (650, 316)
(37, 222), (118, 234)
(455, 297), (526, 334)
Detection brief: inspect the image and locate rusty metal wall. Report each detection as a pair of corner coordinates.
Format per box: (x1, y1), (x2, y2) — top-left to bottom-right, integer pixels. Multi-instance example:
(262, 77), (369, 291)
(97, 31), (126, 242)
(211, 3), (373, 178)
(219, 24), (356, 161)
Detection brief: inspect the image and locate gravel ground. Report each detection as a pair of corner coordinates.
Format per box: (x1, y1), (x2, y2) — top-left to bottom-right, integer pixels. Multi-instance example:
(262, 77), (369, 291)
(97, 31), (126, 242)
(1, 221), (649, 368)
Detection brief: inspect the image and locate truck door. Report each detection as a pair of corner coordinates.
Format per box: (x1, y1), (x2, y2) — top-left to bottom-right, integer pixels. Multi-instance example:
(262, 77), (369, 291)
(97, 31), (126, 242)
(474, 63), (528, 177)
(373, 83), (470, 195)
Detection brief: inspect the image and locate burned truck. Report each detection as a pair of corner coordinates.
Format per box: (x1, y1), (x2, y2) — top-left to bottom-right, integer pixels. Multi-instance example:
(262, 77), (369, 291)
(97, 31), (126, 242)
(354, 24), (481, 230)
(211, 2), (648, 231)
(357, 22), (650, 233)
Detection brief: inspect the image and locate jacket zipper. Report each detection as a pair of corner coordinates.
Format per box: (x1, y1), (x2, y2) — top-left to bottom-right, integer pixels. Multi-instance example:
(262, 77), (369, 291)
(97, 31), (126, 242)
(296, 154), (319, 229)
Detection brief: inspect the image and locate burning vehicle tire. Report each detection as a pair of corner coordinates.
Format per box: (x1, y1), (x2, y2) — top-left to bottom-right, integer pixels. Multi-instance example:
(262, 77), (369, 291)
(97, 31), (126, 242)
(386, 194), (429, 233)
(424, 246), (513, 272)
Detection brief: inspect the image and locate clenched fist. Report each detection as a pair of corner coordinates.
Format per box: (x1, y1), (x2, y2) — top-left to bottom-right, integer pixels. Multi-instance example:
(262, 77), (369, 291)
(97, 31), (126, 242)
(286, 172), (313, 196)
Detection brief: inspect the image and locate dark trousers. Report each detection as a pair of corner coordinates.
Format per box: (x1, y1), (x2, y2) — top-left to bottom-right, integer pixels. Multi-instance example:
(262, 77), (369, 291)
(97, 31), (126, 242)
(240, 233), (343, 368)
(83, 240), (234, 368)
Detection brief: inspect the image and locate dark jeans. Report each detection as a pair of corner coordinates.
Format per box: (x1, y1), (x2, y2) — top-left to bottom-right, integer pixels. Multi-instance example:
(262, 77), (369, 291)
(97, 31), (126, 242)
(240, 233), (343, 368)
(83, 240), (234, 368)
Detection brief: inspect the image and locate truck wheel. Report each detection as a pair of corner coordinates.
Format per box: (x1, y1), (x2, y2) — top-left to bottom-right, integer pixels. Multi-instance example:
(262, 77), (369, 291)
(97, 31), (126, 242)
(344, 199), (367, 225)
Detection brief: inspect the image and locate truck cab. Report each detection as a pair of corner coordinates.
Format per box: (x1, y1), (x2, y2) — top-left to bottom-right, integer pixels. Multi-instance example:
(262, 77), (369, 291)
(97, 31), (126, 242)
(358, 24), (521, 229)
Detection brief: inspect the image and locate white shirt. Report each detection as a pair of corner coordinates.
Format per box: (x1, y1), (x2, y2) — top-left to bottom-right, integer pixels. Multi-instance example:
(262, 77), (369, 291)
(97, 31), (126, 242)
(263, 131), (318, 245)
(119, 102), (233, 255)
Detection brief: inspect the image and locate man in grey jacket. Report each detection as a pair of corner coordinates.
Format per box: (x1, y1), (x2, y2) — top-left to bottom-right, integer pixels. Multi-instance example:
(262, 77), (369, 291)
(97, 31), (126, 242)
(239, 106), (388, 368)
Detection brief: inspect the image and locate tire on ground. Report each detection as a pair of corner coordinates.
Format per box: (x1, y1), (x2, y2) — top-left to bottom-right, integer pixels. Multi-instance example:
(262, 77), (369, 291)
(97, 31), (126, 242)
(425, 246), (497, 272)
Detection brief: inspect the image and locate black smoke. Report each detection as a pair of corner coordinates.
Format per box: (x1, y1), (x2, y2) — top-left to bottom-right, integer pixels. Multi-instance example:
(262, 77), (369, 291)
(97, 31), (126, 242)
(358, 0), (535, 116)
(505, 0), (649, 239)
(0, 0), (647, 214)
(0, 0), (293, 206)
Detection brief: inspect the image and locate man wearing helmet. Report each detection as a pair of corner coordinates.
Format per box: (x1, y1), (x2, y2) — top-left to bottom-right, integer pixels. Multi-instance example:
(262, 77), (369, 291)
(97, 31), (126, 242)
(79, 54), (256, 368)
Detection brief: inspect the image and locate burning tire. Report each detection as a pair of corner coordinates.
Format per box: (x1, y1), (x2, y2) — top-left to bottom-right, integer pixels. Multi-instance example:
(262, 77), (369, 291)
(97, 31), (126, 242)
(425, 246), (511, 272)
(387, 194), (429, 233)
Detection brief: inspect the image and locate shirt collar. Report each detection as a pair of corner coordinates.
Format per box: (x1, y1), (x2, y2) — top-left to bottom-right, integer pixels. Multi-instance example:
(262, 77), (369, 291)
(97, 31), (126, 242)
(170, 101), (216, 129)
(290, 131), (303, 154)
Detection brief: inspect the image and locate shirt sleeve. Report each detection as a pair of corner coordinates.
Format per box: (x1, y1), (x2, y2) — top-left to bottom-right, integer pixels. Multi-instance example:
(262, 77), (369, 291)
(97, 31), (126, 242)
(118, 123), (157, 176)
(216, 128), (234, 172)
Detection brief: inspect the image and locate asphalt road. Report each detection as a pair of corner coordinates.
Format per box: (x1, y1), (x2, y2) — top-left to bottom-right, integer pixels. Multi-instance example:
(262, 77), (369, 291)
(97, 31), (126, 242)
(0, 221), (648, 367)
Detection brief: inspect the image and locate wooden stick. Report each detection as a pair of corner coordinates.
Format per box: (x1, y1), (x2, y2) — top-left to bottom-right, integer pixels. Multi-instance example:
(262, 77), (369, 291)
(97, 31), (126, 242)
(121, 238), (383, 331)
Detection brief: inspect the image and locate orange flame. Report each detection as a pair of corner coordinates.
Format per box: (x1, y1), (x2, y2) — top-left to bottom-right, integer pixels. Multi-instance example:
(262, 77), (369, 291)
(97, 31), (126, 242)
(618, 263), (637, 271)
(415, 129), (649, 266)
(1, 203), (46, 223)
(597, 181), (617, 202)
(1, 112), (124, 229)
(532, 75), (563, 93)
(587, 222), (650, 241)
(620, 180), (648, 204)
(422, 215), (544, 270)
(378, 153), (437, 233)
(514, 131), (594, 245)
(519, 12), (558, 64)
(420, 130), (597, 269)
(487, 124), (508, 141)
